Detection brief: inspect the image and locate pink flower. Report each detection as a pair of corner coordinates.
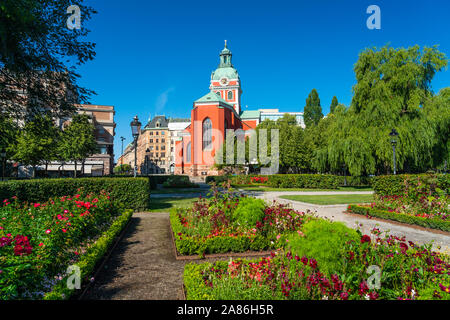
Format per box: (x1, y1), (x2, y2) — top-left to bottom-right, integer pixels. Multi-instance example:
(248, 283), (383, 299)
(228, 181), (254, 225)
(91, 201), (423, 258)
(38, 243), (44, 247)
(45, 229), (51, 234)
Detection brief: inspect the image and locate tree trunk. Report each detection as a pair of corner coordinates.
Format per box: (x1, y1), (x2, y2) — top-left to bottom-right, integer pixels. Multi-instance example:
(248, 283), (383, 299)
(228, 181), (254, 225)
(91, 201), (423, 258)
(74, 161), (77, 178)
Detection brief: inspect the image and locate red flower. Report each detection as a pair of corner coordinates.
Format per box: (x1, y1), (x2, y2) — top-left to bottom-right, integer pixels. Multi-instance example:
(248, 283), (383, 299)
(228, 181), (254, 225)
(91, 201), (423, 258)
(361, 235), (371, 244)
(309, 258), (317, 269)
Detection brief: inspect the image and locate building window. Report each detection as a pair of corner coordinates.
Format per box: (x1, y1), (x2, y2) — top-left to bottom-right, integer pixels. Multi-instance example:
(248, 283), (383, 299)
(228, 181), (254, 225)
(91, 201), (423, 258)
(186, 142), (191, 163)
(150, 132), (153, 136)
(161, 131), (165, 135)
(216, 91), (220, 97)
(203, 118), (212, 151)
(156, 131), (159, 135)
(161, 139), (165, 143)
(150, 139), (153, 143)
(161, 145), (165, 151)
(161, 153), (165, 158)
(156, 139), (159, 143)
(99, 145), (108, 155)
(228, 91), (233, 100)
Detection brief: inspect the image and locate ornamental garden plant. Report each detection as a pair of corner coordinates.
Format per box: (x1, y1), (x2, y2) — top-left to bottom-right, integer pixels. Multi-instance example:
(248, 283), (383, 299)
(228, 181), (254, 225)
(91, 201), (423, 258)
(184, 221), (450, 300)
(170, 185), (311, 256)
(0, 190), (128, 300)
(348, 174), (450, 231)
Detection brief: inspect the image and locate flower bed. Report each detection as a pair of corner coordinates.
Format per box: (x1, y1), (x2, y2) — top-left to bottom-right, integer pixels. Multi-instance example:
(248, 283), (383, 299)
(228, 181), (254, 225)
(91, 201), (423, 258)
(0, 190), (127, 299)
(348, 205), (450, 232)
(347, 186), (449, 231)
(170, 187), (310, 256)
(184, 224), (450, 300)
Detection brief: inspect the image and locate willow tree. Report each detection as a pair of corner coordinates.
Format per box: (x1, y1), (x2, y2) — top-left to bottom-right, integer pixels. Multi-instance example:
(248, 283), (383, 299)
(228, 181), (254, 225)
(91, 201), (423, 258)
(315, 45), (448, 176)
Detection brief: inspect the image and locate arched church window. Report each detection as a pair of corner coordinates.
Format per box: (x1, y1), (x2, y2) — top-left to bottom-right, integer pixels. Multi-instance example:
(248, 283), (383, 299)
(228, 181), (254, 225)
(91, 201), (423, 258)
(203, 118), (212, 151)
(228, 91), (233, 100)
(186, 142), (191, 163)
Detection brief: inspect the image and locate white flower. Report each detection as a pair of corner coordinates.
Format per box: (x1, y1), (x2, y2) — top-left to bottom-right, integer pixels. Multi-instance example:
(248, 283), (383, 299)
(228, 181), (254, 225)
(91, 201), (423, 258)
(322, 296), (328, 300)
(364, 294), (370, 300)
(411, 289), (416, 299)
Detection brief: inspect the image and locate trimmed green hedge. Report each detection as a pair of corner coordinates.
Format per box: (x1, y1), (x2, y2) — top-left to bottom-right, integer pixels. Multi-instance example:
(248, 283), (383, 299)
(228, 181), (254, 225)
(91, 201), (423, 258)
(372, 174), (450, 197)
(206, 174), (372, 189)
(265, 174), (340, 189)
(0, 178), (151, 211)
(44, 209), (133, 300)
(170, 209), (272, 256)
(348, 205), (450, 232)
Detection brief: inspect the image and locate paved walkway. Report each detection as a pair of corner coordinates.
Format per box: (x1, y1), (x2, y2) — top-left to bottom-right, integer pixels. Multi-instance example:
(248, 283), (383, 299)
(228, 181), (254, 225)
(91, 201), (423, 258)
(82, 212), (186, 300)
(252, 191), (450, 253)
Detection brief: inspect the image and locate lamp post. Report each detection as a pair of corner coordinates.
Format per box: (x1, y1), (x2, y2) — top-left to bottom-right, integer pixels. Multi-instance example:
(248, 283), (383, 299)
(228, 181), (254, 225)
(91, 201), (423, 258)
(120, 136), (126, 171)
(130, 116), (141, 178)
(389, 128), (399, 175)
(0, 149), (6, 181)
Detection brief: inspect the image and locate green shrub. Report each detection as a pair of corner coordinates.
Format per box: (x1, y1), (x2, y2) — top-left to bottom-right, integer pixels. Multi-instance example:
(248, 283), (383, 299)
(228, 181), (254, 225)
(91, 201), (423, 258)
(232, 197), (266, 228)
(44, 209), (133, 300)
(0, 177), (151, 211)
(372, 173), (450, 197)
(162, 175), (199, 188)
(348, 205), (450, 232)
(266, 174), (341, 189)
(287, 219), (360, 276)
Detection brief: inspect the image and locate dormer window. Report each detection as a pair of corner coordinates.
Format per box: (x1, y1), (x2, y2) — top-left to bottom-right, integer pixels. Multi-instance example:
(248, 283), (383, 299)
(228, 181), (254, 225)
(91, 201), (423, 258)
(228, 91), (233, 100)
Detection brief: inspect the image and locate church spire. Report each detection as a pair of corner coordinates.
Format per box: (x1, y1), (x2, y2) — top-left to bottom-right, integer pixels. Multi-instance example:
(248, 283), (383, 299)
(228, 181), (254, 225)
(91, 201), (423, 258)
(219, 41), (232, 68)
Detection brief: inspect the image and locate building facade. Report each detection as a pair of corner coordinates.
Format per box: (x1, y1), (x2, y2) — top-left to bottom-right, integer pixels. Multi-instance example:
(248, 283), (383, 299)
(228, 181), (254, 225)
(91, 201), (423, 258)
(174, 43), (305, 177)
(116, 117), (190, 175)
(18, 104), (116, 177)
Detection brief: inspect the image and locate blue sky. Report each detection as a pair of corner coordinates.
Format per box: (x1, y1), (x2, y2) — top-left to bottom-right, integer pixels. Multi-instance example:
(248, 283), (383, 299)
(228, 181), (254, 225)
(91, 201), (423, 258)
(76, 0), (450, 161)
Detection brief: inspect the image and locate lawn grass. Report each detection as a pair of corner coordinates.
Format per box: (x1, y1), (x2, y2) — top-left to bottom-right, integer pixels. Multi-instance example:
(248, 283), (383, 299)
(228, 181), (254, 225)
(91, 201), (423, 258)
(280, 194), (374, 205)
(148, 197), (198, 212)
(233, 185), (374, 192)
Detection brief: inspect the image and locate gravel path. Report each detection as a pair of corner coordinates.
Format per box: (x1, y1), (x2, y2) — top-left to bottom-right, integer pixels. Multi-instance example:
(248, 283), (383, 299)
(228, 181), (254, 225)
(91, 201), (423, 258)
(253, 191), (450, 253)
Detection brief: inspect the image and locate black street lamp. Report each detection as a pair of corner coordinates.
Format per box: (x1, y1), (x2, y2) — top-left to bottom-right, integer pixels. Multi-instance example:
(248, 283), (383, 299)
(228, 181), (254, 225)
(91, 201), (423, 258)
(0, 148), (6, 181)
(120, 136), (126, 170)
(130, 116), (141, 178)
(389, 128), (399, 175)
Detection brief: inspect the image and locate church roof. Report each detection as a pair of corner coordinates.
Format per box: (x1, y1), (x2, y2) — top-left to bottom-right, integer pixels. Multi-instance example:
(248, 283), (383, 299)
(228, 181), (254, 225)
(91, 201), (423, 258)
(195, 91), (230, 105)
(240, 110), (261, 119)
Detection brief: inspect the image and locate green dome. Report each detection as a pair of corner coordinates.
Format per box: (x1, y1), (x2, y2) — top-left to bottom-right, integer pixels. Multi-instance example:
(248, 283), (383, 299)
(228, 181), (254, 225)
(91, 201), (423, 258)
(212, 67), (239, 80)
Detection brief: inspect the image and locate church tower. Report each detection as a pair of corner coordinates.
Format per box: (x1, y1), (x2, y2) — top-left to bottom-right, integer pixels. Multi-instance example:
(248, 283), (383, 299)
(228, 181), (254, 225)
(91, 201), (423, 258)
(209, 41), (242, 114)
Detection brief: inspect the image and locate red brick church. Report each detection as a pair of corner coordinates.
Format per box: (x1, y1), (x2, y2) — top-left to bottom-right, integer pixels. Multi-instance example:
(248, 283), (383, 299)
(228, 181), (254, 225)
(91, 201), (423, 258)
(174, 42), (261, 177)
(174, 42), (301, 177)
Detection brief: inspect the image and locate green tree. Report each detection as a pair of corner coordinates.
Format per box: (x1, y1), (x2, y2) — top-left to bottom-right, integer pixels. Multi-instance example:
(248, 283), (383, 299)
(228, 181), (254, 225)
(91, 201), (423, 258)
(303, 89), (323, 127)
(14, 114), (60, 177)
(58, 114), (97, 177)
(0, 0), (97, 120)
(329, 96), (338, 114)
(315, 45), (448, 176)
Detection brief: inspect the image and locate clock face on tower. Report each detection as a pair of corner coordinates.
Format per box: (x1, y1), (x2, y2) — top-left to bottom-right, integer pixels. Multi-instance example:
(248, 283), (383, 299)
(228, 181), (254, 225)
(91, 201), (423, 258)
(220, 77), (228, 85)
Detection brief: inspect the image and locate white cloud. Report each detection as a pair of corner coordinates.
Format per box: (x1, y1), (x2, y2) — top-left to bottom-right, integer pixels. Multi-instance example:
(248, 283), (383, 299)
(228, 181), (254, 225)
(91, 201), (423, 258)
(155, 87), (175, 113)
